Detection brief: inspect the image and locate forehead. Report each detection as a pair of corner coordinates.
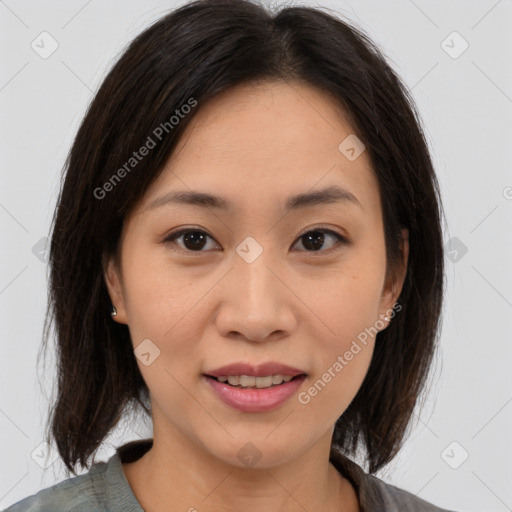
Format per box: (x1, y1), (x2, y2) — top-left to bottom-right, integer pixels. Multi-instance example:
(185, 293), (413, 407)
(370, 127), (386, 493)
(139, 80), (380, 216)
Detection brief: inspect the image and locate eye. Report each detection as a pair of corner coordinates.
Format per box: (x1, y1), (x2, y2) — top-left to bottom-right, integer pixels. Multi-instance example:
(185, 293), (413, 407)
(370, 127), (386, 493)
(292, 226), (348, 253)
(162, 226), (348, 253)
(162, 228), (220, 253)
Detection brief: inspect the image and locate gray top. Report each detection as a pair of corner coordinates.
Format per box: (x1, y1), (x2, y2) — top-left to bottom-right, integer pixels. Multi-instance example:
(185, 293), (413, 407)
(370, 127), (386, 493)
(3, 439), (456, 511)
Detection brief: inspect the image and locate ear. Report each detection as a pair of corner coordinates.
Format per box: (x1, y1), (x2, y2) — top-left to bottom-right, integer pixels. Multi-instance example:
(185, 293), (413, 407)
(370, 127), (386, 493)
(103, 253), (128, 324)
(379, 228), (409, 323)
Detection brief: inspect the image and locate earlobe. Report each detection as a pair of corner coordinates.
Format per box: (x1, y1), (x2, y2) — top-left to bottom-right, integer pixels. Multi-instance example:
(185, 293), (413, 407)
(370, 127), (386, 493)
(103, 254), (128, 324)
(400, 228), (410, 276)
(389, 228), (409, 299)
(379, 228), (409, 327)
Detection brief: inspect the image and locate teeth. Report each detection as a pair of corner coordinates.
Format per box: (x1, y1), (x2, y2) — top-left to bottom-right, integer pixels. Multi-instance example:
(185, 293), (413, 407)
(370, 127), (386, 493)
(215, 374), (296, 388)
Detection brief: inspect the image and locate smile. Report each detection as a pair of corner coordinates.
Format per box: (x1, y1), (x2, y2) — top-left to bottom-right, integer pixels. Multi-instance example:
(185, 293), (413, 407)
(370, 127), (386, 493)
(203, 374), (307, 412)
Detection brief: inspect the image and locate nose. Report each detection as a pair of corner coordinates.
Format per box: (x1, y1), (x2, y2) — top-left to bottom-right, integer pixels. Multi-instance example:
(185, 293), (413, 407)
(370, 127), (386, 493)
(213, 245), (298, 343)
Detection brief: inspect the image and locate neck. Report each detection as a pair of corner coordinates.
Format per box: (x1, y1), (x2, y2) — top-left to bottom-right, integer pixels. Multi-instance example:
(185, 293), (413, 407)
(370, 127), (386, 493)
(122, 430), (358, 511)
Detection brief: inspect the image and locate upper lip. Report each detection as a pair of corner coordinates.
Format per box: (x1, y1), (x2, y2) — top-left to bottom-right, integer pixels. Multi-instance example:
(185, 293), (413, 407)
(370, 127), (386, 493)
(205, 362), (307, 378)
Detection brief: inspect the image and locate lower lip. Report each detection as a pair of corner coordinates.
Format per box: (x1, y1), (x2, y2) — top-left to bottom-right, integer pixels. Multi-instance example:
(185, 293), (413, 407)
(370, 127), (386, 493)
(203, 375), (307, 412)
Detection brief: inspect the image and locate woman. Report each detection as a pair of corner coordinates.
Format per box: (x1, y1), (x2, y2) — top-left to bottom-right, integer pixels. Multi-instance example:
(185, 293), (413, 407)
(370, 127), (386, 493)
(5, 0), (452, 510)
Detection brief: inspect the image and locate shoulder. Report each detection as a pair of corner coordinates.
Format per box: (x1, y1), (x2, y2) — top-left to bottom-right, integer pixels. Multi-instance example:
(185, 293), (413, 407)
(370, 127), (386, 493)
(365, 473), (457, 512)
(329, 448), (458, 512)
(2, 461), (108, 512)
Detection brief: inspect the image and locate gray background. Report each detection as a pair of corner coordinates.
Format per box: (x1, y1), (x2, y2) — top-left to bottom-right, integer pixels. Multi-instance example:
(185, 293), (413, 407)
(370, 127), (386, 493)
(1, 0), (511, 510)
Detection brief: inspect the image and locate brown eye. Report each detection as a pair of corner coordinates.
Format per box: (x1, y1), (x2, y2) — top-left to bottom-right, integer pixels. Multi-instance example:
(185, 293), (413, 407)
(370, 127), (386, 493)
(163, 229), (219, 252)
(162, 226), (348, 254)
(293, 228), (347, 253)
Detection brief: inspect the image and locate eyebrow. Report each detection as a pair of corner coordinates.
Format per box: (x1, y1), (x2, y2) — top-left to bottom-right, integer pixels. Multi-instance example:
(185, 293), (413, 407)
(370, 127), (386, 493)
(144, 185), (363, 212)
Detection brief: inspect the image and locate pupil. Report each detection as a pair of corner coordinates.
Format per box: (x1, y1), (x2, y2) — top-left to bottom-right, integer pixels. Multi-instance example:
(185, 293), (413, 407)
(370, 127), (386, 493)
(184, 232), (206, 250)
(303, 231), (324, 251)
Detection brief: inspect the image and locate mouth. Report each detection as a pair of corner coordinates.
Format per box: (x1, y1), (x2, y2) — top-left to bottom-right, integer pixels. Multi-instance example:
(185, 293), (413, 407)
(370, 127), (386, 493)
(202, 373), (308, 412)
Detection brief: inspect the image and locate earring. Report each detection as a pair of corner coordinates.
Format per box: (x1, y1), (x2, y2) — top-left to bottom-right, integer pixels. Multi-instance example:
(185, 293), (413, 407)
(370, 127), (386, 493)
(111, 305), (117, 317)
(384, 315), (390, 322)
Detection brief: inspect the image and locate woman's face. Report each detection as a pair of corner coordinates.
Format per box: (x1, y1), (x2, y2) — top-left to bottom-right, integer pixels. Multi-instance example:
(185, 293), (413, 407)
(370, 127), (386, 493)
(105, 80), (408, 468)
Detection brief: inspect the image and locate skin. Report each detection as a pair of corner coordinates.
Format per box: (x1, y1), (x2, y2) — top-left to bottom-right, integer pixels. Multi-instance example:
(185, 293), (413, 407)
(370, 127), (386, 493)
(105, 80), (409, 512)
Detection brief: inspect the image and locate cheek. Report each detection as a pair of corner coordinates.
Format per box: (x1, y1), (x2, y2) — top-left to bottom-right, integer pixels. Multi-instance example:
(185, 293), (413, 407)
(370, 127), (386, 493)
(296, 278), (379, 426)
(299, 255), (384, 342)
(296, 345), (374, 434)
(120, 250), (213, 400)
(121, 246), (200, 338)
(293, 259), (383, 416)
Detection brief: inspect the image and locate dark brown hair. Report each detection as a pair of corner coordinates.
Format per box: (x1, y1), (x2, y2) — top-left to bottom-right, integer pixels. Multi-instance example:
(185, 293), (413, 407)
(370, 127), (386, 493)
(40, 0), (446, 476)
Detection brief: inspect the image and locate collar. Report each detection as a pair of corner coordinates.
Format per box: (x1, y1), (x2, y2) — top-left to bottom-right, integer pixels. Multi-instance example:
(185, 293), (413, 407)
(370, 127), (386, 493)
(104, 438), (382, 511)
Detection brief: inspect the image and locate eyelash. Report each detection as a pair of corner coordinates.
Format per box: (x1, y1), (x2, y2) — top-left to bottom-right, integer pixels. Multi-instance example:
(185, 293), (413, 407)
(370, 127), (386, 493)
(161, 225), (348, 255)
